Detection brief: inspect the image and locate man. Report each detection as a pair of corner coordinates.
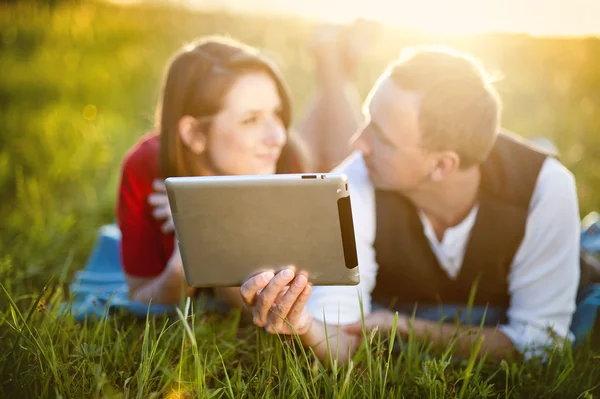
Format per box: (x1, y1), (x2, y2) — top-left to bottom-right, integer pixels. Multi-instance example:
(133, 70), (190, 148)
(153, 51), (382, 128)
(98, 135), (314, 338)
(240, 45), (581, 361)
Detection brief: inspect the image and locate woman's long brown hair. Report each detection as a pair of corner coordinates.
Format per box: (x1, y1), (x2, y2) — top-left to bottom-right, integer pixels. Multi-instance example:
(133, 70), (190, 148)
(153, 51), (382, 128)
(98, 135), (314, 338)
(156, 36), (308, 177)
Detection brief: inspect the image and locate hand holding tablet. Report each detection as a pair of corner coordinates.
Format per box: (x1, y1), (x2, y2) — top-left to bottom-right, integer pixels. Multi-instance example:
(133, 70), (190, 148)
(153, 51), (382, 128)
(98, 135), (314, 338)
(240, 267), (313, 335)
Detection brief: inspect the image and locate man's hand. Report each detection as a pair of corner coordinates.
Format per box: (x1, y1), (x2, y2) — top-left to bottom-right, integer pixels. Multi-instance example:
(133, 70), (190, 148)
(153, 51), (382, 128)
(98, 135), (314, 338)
(148, 179), (174, 233)
(346, 310), (517, 360)
(240, 268), (313, 335)
(343, 310), (410, 337)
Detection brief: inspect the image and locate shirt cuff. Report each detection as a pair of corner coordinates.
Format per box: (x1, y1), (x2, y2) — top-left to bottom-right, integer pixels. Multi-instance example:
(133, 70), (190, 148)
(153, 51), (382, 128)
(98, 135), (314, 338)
(306, 286), (371, 325)
(498, 322), (574, 358)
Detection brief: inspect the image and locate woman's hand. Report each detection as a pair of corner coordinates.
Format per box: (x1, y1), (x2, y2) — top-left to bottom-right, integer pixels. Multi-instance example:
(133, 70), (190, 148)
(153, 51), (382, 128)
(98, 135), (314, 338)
(240, 268), (313, 335)
(148, 179), (174, 233)
(166, 234), (185, 277)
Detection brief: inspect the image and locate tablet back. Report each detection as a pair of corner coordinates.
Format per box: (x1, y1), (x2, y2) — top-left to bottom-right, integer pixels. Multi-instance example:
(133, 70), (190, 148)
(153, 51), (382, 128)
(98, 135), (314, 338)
(165, 173), (359, 287)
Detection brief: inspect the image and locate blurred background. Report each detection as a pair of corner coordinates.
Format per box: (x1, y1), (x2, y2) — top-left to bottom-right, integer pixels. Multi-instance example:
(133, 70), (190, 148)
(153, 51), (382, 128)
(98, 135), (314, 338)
(1, 0), (599, 290)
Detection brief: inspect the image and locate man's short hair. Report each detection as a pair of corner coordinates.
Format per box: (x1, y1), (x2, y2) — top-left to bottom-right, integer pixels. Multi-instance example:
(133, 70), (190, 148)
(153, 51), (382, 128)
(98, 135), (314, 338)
(388, 45), (501, 169)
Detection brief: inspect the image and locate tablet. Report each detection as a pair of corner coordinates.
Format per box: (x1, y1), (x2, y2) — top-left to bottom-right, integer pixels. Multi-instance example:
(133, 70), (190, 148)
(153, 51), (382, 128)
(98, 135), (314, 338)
(165, 173), (359, 287)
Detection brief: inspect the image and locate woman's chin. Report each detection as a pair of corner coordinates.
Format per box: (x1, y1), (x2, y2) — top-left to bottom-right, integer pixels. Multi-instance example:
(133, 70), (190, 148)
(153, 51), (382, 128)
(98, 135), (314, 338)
(256, 166), (278, 175)
(234, 166), (277, 176)
(252, 161), (279, 175)
(221, 162), (278, 176)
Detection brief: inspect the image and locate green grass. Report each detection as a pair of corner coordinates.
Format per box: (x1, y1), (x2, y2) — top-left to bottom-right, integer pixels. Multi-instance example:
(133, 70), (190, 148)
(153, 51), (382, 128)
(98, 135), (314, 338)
(1, 1), (600, 397)
(2, 285), (600, 398)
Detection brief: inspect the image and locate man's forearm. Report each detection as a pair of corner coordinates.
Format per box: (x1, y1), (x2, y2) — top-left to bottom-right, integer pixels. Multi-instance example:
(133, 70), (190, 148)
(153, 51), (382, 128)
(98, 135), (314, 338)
(408, 318), (517, 360)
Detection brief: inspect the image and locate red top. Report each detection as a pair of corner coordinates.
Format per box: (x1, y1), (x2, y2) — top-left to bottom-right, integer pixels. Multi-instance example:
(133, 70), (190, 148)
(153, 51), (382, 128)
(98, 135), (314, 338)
(117, 133), (174, 278)
(117, 132), (303, 278)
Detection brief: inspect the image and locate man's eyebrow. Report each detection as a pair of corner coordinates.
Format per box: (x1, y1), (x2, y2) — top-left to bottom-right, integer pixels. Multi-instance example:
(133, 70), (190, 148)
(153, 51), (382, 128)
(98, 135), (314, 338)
(361, 102), (370, 118)
(373, 123), (389, 143)
(360, 101), (396, 147)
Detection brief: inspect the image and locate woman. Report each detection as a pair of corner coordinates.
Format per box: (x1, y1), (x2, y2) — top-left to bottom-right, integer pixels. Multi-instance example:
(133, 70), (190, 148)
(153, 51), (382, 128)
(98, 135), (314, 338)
(117, 36), (307, 306)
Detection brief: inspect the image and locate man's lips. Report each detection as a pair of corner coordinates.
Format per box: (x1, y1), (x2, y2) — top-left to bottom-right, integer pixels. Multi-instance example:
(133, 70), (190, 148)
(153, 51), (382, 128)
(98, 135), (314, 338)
(364, 158), (375, 174)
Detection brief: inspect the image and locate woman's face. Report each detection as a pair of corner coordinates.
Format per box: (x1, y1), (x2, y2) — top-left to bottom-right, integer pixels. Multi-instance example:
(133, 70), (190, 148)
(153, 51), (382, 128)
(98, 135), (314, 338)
(204, 71), (287, 175)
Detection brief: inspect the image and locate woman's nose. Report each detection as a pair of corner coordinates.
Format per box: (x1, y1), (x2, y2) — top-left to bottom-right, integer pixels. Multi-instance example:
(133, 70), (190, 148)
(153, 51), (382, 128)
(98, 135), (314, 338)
(264, 118), (286, 146)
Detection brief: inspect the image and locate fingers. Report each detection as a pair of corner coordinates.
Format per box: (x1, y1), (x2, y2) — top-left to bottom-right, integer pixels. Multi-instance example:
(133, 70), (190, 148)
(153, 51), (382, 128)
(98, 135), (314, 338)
(148, 184), (174, 233)
(266, 274), (310, 333)
(286, 283), (312, 327)
(240, 271), (274, 307)
(273, 285), (290, 304)
(148, 192), (169, 207)
(253, 268), (295, 327)
(343, 321), (364, 335)
(242, 268), (314, 335)
(161, 219), (174, 234)
(277, 284), (313, 335)
(152, 205), (170, 220)
(152, 179), (166, 193)
(149, 203), (174, 233)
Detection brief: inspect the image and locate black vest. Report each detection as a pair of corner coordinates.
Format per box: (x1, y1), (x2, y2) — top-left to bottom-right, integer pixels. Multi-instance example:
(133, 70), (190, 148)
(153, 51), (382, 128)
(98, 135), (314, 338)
(371, 133), (548, 309)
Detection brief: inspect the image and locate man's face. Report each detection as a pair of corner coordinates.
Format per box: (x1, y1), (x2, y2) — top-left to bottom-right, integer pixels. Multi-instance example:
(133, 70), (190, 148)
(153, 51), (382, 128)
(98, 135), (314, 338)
(353, 75), (432, 193)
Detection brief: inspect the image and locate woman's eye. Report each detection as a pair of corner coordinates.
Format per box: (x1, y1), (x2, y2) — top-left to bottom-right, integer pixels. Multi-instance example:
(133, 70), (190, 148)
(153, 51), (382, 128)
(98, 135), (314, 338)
(241, 115), (259, 125)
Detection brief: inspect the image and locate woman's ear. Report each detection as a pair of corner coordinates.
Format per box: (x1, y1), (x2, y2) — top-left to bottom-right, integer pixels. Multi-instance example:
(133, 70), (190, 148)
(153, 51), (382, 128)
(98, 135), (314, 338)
(178, 115), (206, 154)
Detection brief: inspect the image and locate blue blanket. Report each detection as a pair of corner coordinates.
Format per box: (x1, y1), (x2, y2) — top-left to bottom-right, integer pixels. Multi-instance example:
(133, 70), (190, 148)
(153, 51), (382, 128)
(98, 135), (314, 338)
(60, 225), (174, 321)
(62, 222), (600, 344)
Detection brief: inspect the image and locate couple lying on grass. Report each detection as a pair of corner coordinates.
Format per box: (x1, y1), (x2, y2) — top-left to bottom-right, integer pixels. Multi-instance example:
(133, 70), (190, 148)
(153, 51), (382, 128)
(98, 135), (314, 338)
(110, 33), (598, 365)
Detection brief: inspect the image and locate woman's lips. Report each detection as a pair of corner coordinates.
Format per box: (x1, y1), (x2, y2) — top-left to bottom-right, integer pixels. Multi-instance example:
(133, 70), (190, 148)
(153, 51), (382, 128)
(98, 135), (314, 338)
(256, 152), (279, 162)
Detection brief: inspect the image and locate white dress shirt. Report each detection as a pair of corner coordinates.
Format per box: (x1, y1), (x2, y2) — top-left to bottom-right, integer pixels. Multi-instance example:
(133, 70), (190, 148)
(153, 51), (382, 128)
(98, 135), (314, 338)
(306, 152), (581, 355)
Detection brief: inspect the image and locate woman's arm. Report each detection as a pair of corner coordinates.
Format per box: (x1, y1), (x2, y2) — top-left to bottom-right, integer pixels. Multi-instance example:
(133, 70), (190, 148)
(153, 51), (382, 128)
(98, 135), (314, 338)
(117, 140), (193, 304)
(300, 319), (362, 364)
(240, 269), (361, 364)
(126, 237), (196, 305)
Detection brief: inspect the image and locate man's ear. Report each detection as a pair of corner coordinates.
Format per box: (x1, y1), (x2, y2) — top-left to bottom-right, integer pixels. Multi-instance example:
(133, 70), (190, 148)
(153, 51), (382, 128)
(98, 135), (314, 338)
(430, 151), (460, 182)
(178, 115), (206, 154)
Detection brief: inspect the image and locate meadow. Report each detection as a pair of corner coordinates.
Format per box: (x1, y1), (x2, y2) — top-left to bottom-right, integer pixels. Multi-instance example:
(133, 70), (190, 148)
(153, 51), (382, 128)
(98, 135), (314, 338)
(1, 1), (600, 397)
